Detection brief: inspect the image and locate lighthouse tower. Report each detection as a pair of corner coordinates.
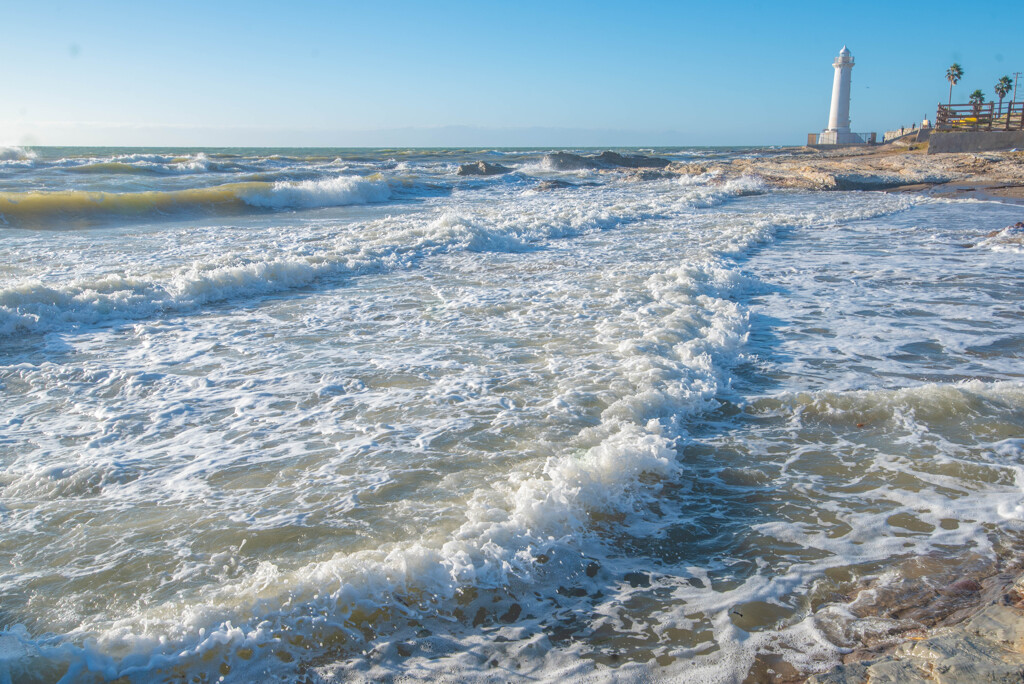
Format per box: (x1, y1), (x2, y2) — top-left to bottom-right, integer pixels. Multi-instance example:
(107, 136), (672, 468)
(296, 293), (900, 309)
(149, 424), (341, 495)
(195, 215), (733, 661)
(823, 46), (859, 144)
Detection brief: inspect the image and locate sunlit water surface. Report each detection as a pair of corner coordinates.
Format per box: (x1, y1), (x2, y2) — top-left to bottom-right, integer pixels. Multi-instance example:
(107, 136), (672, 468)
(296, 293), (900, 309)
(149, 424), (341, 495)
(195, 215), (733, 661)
(1, 146), (1022, 683)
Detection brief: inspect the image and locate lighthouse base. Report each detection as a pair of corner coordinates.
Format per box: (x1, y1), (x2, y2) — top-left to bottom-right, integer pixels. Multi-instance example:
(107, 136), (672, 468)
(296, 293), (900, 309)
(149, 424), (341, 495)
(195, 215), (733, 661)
(808, 130), (877, 147)
(819, 130), (869, 145)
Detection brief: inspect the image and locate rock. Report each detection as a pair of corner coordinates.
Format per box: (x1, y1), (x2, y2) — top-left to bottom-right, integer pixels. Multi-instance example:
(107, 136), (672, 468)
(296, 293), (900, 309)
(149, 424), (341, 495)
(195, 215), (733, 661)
(810, 586), (1024, 684)
(620, 168), (671, 181)
(542, 152), (604, 170)
(540, 151), (672, 171)
(944, 578), (984, 595)
(624, 572), (651, 588)
(595, 151), (671, 168)
(457, 161), (512, 176)
(499, 603), (522, 623)
(806, 662), (871, 684)
(965, 604), (1024, 648)
(534, 179), (574, 191)
(667, 162), (709, 176)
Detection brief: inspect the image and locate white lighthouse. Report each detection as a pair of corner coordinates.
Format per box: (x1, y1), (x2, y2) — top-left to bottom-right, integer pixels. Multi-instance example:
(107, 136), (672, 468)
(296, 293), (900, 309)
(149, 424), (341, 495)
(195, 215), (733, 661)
(822, 46), (860, 144)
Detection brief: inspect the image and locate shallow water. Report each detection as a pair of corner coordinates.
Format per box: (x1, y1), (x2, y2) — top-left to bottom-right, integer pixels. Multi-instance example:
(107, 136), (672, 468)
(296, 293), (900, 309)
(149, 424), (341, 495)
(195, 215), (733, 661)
(0, 146), (1021, 683)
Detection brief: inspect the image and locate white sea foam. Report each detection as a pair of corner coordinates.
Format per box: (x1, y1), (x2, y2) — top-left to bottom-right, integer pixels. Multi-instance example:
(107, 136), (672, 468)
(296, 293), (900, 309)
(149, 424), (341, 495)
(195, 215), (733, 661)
(0, 146), (36, 161)
(240, 174), (392, 209)
(5, 156), (1018, 683)
(0, 169), (780, 681)
(0, 173), (771, 336)
(976, 222), (1024, 253)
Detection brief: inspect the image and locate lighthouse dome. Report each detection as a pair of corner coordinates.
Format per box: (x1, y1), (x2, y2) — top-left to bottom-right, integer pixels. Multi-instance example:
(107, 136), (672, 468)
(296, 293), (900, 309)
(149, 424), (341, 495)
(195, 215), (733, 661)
(839, 45), (851, 56)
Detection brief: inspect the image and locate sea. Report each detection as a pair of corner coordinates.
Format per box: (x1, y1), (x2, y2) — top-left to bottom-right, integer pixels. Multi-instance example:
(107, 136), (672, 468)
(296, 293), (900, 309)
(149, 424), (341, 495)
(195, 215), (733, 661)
(0, 145), (1022, 683)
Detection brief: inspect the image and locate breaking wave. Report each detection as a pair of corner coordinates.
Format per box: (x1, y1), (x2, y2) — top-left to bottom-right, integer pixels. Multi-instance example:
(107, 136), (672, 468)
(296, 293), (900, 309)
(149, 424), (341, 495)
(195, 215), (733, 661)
(0, 146), (36, 162)
(0, 238), (758, 684)
(0, 175), (779, 337)
(0, 175), (392, 228)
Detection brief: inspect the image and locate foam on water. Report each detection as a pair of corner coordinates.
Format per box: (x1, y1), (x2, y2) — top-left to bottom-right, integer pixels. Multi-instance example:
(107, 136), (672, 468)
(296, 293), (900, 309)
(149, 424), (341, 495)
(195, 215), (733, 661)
(0, 146), (36, 162)
(0, 175), (774, 337)
(0, 175), (396, 229)
(2, 149), (1022, 683)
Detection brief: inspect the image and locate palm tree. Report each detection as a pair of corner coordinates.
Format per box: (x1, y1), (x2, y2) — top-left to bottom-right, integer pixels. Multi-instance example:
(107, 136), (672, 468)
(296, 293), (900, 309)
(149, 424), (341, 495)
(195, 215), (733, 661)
(946, 63), (964, 105)
(969, 89), (985, 115)
(995, 76), (1013, 117)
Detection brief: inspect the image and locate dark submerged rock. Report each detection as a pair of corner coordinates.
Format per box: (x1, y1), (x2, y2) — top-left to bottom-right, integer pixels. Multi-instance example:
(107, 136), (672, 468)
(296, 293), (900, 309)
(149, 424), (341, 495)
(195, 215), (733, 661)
(624, 571), (651, 588)
(499, 603), (522, 623)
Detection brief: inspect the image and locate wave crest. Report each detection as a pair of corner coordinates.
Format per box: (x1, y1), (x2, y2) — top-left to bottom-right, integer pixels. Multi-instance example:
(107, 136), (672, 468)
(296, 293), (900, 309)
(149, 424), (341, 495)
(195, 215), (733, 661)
(0, 145), (36, 161)
(0, 175), (392, 228)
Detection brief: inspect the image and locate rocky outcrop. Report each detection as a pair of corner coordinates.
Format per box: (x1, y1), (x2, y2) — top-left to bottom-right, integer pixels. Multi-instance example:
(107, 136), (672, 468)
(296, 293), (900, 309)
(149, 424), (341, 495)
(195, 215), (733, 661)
(456, 161), (512, 176)
(541, 151), (672, 171)
(669, 147), (1024, 195)
(595, 151), (671, 168)
(809, 574), (1024, 684)
(534, 179), (575, 191)
(542, 152), (604, 171)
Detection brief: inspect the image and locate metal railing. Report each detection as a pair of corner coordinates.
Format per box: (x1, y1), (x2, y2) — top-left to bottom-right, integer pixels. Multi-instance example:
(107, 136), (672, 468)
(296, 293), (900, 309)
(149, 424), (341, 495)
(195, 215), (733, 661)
(936, 101), (1024, 131)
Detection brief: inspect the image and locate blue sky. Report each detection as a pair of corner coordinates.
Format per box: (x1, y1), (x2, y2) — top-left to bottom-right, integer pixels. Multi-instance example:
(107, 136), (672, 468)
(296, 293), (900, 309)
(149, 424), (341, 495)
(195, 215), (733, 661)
(2, 0), (1021, 147)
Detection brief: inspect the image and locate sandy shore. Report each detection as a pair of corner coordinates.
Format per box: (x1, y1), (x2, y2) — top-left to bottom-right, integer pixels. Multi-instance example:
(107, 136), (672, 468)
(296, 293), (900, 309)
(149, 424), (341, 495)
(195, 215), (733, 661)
(661, 142), (1024, 204)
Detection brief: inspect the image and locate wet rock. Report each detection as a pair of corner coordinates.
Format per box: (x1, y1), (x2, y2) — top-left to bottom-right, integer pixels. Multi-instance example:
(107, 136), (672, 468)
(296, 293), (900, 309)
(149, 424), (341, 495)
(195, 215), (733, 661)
(542, 152), (604, 170)
(585, 561), (600, 578)
(965, 604), (1024, 648)
(499, 603), (522, 623)
(472, 607), (488, 627)
(944, 578), (983, 595)
(810, 575), (1024, 684)
(619, 168), (671, 181)
(456, 161), (512, 176)
(540, 151), (671, 172)
(667, 161), (709, 176)
(534, 179), (574, 191)
(557, 586), (588, 598)
(624, 572), (651, 588)
(595, 151), (671, 168)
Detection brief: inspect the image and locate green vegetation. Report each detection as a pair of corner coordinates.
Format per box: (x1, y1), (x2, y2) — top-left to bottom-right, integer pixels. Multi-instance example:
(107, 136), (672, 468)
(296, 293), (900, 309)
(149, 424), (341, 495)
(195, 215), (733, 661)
(995, 76), (1013, 116)
(946, 63), (964, 106)
(969, 89), (986, 114)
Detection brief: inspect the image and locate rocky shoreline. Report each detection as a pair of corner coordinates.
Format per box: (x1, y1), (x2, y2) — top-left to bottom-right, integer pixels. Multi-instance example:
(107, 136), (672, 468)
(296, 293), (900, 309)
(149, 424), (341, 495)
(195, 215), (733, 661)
(481, 144), (1024, 205)
(809, 569), (1024, 684)
(686, 143), (1024, 202)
